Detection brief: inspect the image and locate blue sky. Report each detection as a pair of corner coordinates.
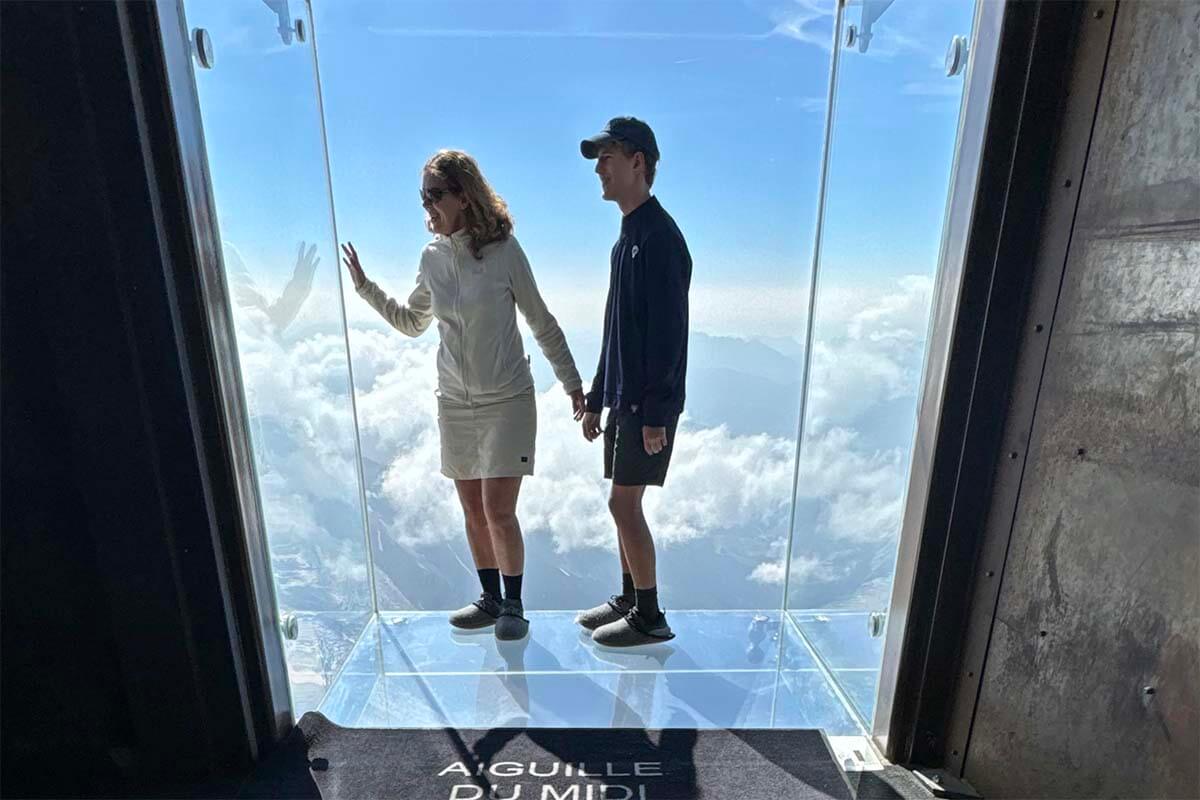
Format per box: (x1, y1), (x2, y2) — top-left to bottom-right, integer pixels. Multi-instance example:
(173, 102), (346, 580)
(313, 0), (830, 289)
(190, 0), (975, 337)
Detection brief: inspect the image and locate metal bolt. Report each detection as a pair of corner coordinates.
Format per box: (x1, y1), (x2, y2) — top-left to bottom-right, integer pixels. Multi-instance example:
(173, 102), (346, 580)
(1009, 451), (1019, 460)
(1035, 323), (1045, 333)
(1144, 686), (1156, 695)
(1094, 8), (1105, 19)
(987, 570), (995, 577)
(294, 18), (307, 43)
(1063, 178), (1073, 188)
(1039, 630), (1048, 637)
(844, 24), (858, 49)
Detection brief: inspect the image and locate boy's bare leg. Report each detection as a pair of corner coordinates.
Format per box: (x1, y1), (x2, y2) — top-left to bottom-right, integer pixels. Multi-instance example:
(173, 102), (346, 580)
(608, 485), (661, 621)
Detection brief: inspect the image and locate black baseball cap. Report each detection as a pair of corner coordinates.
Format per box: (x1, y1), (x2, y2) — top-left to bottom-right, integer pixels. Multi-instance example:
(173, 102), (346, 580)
(580, 117), (660, 161)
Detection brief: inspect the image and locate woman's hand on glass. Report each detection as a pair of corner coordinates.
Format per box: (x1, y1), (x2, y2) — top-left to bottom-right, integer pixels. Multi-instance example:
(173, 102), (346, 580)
(341, 242), (367, 289)
(570, 389), (586, 421)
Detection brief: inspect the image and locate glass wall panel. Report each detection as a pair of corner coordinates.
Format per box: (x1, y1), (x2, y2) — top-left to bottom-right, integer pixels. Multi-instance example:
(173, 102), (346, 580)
(785, 0), (978, 723)
(179, 0), (373, 714)
(313, 1), (835, 612)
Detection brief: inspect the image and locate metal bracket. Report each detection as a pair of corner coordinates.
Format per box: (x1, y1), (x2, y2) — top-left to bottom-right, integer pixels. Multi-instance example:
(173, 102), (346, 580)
(281, 614), (299, 641)
(191, 27), (214, 69)
(945, 35), (969, 77)
(912, 769), (982, 799)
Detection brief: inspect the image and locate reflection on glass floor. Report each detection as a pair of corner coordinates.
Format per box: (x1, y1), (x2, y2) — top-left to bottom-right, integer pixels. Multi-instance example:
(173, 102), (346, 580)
(792, 611), (886, 724)
(310, 611), (880, 736)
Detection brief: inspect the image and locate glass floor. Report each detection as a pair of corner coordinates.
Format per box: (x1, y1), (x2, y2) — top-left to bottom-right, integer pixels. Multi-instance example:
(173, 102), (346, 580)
(303, 611), (882, 738)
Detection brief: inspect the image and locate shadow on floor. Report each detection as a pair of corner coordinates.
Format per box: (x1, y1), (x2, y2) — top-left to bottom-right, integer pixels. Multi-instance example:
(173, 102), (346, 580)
(225, 711), (868, 800)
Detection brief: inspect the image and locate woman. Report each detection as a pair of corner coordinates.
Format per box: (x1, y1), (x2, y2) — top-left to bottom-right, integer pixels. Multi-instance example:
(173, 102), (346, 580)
(342, 150), (584, 641)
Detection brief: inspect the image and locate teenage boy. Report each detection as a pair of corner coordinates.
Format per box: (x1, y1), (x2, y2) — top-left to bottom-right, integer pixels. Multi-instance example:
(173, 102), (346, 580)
(575, 117), (692, 647)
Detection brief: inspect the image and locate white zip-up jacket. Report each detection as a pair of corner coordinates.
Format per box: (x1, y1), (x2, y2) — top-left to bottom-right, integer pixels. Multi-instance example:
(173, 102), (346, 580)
(356, 231), (582, 406)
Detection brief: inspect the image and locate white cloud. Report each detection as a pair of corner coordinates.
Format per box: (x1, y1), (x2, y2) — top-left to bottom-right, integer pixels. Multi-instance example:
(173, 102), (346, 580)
(840, 575), (895, 610)
(804, 276), (933, 429)
(812, 275), (934, 337)
(353, 361), (800, 554)
(825, 477), (905, 542)
(797, 428), (897, 496)
(361, 0), (837, 49)
(762, 0), (835, 50)
(529, 278), (811, 341)
(223, 268), (933, 610)
(230, 307), (363, 507)
(796, 96), (829, 114)
(534, 272), (930, 346)
(367, 27), (784, 43)
(853, 20), (936, 61)
(750, 554), (834, 586)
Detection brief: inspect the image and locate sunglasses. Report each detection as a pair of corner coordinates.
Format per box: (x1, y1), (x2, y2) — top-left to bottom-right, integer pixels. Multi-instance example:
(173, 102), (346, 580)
(419, 186), (458, 206)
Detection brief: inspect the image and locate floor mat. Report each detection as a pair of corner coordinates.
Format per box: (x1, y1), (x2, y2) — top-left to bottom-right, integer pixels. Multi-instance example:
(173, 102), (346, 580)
(238, 711), (855, 799)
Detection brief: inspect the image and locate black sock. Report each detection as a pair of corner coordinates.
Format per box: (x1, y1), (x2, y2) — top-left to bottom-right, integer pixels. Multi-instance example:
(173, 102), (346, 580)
(621, 572), (635, 602)
(635, 586), (660, 621)
(478, 568), (501, 599)
(502, 573), (523, 603)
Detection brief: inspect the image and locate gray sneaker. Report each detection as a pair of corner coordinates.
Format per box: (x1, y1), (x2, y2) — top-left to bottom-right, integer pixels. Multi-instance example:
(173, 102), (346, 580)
(449, 592), (501, 630)
(592, 610), (675, 647)
(575, 595), (634, 631)
(494, 599), (529, 641)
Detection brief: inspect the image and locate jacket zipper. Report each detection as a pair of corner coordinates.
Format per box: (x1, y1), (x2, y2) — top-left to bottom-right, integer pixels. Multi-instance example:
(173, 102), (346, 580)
(451, 238), (471, 404)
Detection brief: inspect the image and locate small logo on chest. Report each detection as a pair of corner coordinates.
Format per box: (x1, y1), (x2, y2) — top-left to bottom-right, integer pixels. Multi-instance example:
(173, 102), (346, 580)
(631, 245), (640, 259)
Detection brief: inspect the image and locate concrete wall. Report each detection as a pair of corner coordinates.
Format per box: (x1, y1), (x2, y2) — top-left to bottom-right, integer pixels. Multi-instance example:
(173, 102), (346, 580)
(963, 2), (1199, 797)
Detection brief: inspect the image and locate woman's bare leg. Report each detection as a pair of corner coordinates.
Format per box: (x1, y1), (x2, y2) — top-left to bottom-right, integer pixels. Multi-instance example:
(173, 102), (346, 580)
(454, 479), (497, 571)
(482, 477), (524, 578)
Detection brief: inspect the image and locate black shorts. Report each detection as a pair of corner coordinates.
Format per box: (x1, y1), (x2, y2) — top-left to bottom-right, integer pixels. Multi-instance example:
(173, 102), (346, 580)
(603, 411), (679, 487)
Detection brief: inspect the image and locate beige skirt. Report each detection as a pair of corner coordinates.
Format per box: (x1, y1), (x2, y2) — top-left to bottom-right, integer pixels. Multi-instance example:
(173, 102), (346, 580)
(437, 391), (537, 480)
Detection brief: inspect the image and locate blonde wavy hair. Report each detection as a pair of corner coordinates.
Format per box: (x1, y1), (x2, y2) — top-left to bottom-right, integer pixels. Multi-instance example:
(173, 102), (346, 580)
(423, 150), (513, 260)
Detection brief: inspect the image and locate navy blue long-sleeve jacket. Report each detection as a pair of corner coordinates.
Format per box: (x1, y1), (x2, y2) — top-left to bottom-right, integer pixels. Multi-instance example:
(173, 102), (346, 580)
(585, 196), (692, 427)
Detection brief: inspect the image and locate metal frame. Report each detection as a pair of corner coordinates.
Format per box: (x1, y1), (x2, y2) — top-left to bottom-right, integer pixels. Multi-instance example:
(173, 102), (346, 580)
(873, 0), (1006, 754)
(780, 0), (845, 629)
(942, 0), (1118, 774)
(877, 0), (1118, 768)
(154, 0), (295, 738)
(305, 0), (382, 618)
(111, 0), (274, 758)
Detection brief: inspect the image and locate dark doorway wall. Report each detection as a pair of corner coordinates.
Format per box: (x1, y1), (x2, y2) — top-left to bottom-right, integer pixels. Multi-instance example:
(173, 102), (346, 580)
(2, 2), (273, 795)
(960, 2), (1199, 797)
